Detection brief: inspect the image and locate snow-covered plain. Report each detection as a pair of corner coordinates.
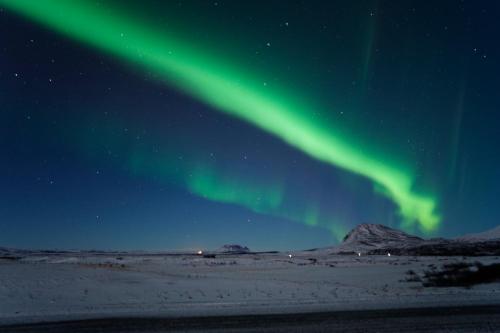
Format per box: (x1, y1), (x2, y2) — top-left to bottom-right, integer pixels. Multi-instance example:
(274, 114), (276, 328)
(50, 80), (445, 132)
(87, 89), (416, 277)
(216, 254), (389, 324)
(1, 252), (499, 325)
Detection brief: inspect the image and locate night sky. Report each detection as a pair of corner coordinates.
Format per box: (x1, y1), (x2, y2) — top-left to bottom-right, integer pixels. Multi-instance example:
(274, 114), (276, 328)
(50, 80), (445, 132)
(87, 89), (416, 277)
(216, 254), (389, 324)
(1, 0), (499, 251)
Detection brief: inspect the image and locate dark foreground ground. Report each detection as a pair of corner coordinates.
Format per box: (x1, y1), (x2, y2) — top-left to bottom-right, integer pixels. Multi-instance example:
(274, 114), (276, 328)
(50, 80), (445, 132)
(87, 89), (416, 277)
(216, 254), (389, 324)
(1, 305), (499, 333)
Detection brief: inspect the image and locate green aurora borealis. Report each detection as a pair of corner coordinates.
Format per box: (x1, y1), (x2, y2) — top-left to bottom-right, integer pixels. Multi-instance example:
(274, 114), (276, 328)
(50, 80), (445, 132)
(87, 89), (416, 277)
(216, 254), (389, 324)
(75, 117), (349, 239)
(1, 0), (442, 236)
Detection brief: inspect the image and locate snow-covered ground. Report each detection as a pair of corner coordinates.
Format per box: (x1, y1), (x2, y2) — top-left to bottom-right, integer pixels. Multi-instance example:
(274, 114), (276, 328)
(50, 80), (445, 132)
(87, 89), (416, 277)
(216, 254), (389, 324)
(1, 252), (499, 325)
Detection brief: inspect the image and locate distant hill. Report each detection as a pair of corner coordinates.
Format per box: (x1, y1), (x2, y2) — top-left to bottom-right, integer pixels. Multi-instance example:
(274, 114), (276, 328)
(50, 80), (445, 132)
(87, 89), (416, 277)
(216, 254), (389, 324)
(216, 244), (251, 254)
(2, 224), (500, 256)
(340, 223), (424, 251)
(457, 225), (500, 242)
(314, 223), (500, 256)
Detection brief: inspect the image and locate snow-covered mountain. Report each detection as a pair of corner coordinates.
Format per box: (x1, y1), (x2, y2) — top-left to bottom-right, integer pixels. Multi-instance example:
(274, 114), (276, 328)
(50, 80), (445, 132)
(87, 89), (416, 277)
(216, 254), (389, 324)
(334, 224), (424, 253)
(457, 225), (500, 242)
(2, 224), (499, 257)
(324, 223), (500, 256)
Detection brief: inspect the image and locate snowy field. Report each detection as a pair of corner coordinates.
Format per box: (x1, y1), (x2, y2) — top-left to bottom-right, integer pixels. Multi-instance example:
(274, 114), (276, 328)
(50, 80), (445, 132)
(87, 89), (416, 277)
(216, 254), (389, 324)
(1, 252), (499, 325)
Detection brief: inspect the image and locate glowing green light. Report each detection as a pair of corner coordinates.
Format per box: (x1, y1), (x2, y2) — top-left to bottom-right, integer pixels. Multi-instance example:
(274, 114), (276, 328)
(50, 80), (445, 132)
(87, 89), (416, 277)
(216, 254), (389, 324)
(1, 0), (440, 231)
(187, 165), (284, 213)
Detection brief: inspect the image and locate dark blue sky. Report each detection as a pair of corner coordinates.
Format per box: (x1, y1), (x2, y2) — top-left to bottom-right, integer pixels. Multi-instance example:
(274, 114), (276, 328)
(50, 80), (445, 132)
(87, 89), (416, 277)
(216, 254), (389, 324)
(1, 0), (500, 251)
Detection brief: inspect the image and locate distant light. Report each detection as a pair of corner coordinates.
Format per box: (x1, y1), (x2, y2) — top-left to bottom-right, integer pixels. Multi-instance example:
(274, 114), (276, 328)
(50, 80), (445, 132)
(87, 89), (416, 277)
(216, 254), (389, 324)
(387, 253), (391, 257)
(357, 252), (361, 256)
(197, 250), (203, 255)
(288, 254), (292, 258)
